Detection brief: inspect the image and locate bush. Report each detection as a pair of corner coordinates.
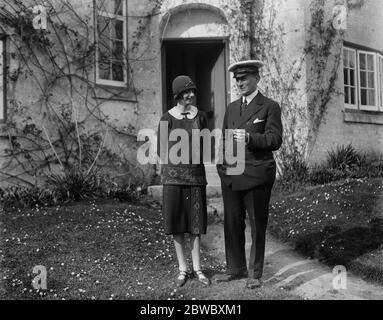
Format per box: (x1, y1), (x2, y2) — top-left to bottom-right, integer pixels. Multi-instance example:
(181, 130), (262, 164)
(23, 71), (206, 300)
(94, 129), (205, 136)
(45, 167), (111, 201)
(309, 166), (346, 185)
(326, 144), (364, 170)
(275, 156), (310, 192)
(0, 186), (59, 209)
(351, 156), (383, 179)
(309, 145), (383, 185)
(107, 183), (143, 203)
(0, 178), (144, 209)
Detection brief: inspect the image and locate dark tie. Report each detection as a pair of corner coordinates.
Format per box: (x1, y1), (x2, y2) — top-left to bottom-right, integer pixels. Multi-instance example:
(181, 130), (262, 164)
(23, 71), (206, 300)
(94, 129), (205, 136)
(181, 112), (190, 119)
(240, 98), (248, 116)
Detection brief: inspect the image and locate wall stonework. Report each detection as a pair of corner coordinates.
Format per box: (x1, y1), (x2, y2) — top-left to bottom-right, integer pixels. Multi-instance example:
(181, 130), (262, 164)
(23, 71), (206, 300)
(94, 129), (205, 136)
(0, 0), (382, 187)
(307, 0), (383, 165)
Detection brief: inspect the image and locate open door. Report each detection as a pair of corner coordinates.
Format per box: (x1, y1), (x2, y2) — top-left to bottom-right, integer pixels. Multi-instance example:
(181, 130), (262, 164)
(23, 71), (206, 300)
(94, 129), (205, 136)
(161, 39), (229, 160)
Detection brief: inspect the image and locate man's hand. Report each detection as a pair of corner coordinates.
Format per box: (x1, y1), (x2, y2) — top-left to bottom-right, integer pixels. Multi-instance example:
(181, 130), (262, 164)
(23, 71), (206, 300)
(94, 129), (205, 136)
(233, 129), (248, 144)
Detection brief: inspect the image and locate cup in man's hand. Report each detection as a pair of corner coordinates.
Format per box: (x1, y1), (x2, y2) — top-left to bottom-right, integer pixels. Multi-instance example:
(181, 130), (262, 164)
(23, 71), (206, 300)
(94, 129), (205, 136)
(233, 129), (246, 143)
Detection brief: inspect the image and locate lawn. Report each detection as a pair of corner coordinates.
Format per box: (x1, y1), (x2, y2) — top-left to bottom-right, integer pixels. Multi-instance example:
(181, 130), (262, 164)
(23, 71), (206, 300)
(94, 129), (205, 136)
(0, 197), (299, 300)
(268, 177), (383, 284)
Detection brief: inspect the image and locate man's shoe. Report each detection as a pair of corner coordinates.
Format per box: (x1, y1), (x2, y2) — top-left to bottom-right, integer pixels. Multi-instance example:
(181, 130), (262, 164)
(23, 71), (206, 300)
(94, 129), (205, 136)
(245, 278), (262, 289)
(214, 271), (248, 283)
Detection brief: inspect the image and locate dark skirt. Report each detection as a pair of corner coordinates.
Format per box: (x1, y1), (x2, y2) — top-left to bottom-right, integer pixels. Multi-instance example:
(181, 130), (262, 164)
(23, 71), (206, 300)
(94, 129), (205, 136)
(163, 185), (207, 235)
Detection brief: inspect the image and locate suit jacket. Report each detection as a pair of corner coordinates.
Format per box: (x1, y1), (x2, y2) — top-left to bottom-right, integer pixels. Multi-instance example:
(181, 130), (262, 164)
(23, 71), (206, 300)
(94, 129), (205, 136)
(217, 92), (283, 191)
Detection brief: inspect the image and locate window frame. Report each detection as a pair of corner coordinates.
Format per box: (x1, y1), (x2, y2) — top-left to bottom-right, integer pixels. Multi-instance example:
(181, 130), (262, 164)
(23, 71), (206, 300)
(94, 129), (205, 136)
(378, 54), (383, 112)
(343, 47), (358, 109)
(0, 36), (6, 123)
(357, 50), (378, 112)
(95, 0), (128, 87)
(343, 45), (383, 113)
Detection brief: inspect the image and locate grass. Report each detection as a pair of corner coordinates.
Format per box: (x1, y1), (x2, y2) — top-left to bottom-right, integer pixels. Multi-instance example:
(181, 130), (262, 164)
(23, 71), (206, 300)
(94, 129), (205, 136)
(268, 177), (383, 284)
(0, 197), (299, 300)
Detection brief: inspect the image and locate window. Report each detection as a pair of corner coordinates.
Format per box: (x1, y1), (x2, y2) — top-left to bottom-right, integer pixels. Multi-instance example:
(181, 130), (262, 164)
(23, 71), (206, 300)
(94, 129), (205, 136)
(343, 47), (357, 107)
(379, 55), (383, 110)
(0, 37), (5, 122)
(358, 51), (377, 111)
(343, 45), (383, 112)
(95, 0), (127, 86)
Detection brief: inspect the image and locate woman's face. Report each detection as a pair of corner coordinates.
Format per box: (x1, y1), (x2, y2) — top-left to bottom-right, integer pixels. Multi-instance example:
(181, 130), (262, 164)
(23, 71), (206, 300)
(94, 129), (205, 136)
(178, 89), (196, 106)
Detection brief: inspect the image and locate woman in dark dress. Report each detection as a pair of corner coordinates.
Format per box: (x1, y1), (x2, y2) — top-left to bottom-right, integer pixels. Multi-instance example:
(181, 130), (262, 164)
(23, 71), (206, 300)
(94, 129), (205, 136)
(157, 75), (210, 287)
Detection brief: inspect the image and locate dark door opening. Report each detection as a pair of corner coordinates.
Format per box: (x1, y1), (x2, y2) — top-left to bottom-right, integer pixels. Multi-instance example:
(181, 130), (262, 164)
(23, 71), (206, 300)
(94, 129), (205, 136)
(161, 40), (228, 133)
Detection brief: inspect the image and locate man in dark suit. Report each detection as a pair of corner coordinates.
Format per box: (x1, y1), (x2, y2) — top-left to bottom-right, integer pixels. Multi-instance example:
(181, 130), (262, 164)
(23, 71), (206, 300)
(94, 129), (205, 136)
(215, 59), (283, 289)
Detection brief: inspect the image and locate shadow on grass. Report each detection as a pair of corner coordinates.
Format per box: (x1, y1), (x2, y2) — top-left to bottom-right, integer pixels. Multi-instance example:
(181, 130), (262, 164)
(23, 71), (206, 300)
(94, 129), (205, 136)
(295, 218), (383, 267)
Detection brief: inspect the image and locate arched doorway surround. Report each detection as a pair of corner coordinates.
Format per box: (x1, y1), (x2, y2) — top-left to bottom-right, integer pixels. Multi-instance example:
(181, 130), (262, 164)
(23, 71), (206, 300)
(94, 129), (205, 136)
(160, 3), (230, 138)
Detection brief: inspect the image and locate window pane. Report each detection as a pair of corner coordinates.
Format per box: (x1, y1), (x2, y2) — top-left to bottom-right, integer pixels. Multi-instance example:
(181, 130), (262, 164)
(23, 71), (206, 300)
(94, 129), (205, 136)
(113, 0), (123, 15)
(0, 40), (3, 121)
(112, 20), (123, 40)
(99, 62), (111, 80)
(361, 89), (367, 105)
(344, 86), (349, 103)
(367, 54), (374, 71)
(96, 0), (106, 12)
(343, 50), (348, 67)
(350, 69), (355, 86)
(350, 88), (355, 105)
(343, 68), (349, 85)
(359, 53), (366, 70)
(360, 71), (366, 87)
(96, 1), (126, 84)
(350, 51), (355, 68)
(112, 41), (124, 60)
(368, 72), (375, 88)
(97, 16), (111, 52)
(368, 89), (375, 105)
(97, 15), (109, 36)
(112, 63), (124, 81)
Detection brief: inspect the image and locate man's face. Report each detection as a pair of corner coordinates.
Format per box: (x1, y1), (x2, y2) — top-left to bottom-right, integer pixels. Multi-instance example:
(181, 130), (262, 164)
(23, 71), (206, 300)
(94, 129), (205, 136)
(235, 73), (259, 96)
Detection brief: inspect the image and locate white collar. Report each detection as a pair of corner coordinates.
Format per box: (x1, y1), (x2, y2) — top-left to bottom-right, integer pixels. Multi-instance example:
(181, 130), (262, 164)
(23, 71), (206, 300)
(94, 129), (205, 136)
(243, 89), (259, 104)
(169, 105), (198, 120)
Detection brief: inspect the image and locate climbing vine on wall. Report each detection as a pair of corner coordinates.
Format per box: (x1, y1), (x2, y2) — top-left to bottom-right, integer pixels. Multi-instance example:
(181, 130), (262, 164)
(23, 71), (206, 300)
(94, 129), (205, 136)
(233, 0), (365, 175)
(0, 0), (367, 186)
(0, 0), (164, 187)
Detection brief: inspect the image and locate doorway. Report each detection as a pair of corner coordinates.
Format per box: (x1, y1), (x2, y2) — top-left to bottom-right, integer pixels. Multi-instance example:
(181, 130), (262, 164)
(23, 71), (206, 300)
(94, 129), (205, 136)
(161, 39), (229, 133)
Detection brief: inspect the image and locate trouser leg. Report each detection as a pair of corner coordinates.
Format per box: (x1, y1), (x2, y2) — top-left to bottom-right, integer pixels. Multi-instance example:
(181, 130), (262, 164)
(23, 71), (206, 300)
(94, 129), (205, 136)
(244, 185), (272, 279)
(221, 183), (247, 274)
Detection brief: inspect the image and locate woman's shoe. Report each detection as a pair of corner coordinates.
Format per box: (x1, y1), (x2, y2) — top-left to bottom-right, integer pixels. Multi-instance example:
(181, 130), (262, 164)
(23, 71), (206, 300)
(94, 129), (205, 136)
(176, 270), (189, 287)
(194, 270), (210, 286)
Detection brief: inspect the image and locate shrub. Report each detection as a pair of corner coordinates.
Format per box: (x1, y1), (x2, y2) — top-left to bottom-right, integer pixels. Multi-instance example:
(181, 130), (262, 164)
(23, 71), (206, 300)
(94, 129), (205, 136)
(351, 156), (383, 179)
(107, 183), (143, 203)
(326, 144), (364, 170)
(0, 186), (59, 209)
(276, 155), (309, 191)
(45, 167), (110, 201)
(309, 145), (383, 184)
(309, 166), (346, 185)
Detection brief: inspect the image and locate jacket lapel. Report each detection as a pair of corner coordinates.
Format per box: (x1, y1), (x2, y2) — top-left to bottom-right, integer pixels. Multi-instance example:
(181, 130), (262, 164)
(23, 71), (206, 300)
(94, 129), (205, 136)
(229, 99), (243, 128)
(235, 92), (265, 128)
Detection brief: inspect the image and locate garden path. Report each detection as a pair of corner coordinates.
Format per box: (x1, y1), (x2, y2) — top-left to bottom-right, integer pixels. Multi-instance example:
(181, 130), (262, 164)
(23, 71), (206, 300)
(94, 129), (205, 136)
(203, 197), (383, 300)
